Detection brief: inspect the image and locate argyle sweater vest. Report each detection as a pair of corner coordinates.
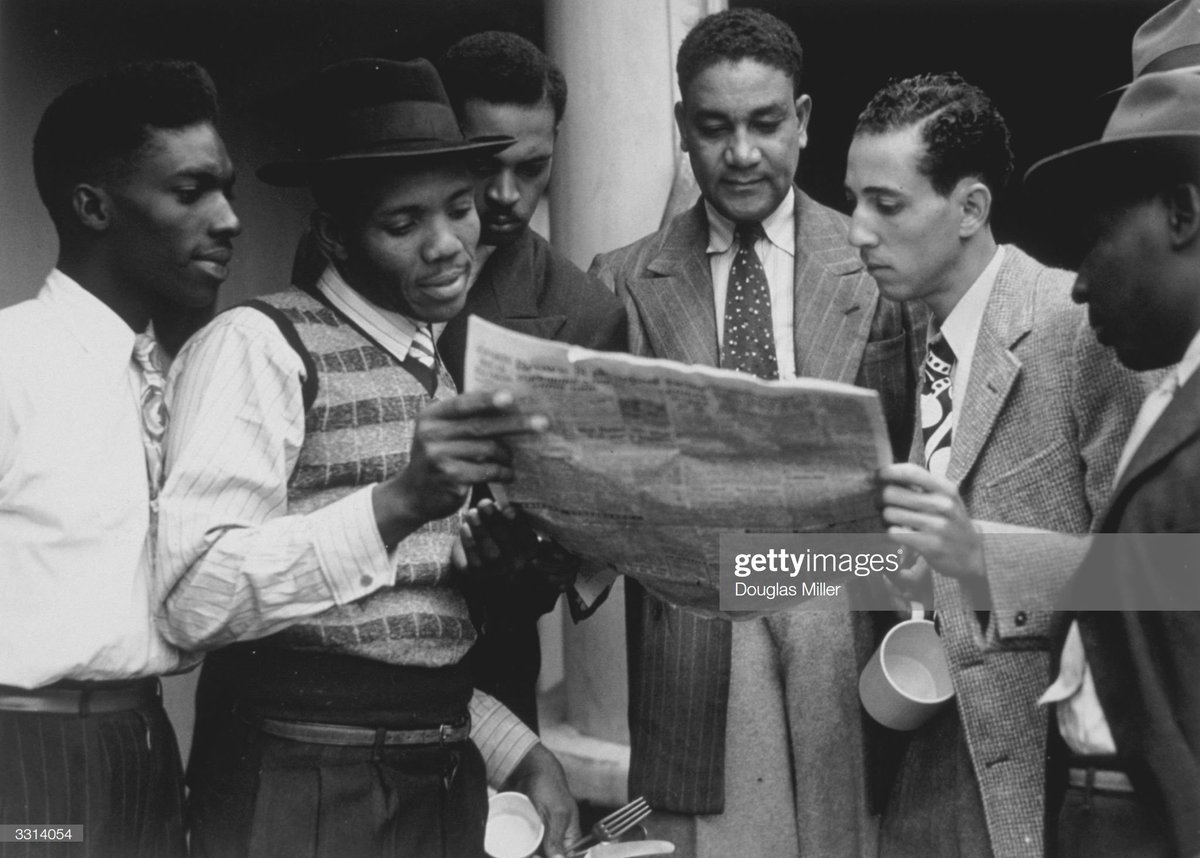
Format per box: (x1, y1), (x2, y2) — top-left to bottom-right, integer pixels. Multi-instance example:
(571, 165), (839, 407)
(251, 288), (474, 668)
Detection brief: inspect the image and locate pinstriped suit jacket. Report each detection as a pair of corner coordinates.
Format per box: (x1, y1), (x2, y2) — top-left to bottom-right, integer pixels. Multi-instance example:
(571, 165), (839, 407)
(909, 246), (1151, 857)
(589, 190), (925, 814)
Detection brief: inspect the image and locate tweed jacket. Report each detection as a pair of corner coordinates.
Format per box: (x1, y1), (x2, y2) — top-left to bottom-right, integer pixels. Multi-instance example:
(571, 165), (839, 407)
(438, 228), (628, 730)
(1060, 364), (1200, 858)
(589, 189), (926, 813)
(911, 246), (1150, 858)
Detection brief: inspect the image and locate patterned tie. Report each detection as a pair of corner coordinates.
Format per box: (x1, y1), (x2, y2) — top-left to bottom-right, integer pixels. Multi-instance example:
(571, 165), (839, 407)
(404, 322), (438, 395)
(133, 332), (169, 499)
(721, 222), (779, 380)
(921, 332), (956, 475)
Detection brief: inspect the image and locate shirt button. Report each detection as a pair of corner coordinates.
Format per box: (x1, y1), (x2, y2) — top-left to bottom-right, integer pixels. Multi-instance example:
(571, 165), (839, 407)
(360, 575), (374, 588)
(1014, 611), (1028, 627)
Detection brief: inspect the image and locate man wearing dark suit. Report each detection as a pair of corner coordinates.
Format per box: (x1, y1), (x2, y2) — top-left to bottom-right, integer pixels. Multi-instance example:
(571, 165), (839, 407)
(590, 9), (923, 857)
(855, 73), (1148, 858)
(1026, 69), (1200, 858)
(437, 32), (627, 731)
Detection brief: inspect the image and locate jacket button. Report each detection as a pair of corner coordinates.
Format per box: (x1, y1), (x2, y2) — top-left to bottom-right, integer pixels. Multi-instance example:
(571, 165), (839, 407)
(1014, 611), (1028, 627)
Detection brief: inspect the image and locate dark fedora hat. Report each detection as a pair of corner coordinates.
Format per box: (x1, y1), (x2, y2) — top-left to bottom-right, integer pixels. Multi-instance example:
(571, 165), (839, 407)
(1026, 69), (1200, 203)
(258, 57), (512, 187)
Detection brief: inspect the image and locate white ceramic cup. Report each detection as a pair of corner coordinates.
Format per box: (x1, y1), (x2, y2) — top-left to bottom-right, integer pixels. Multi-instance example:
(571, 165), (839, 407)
(485, 791), (545, 858)
(859, 606), (954, 731)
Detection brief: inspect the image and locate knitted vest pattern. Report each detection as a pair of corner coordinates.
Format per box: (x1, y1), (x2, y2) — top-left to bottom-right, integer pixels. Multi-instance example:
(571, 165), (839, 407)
(255, 288), (474, 668)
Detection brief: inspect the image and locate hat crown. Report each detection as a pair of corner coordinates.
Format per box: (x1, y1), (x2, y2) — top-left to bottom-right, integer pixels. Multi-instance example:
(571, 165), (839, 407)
(258, 57), (512, 187)
(302, 58), (462, 160)
(1133, 0), (1200, 77)
(1105, 68), (1200, 140)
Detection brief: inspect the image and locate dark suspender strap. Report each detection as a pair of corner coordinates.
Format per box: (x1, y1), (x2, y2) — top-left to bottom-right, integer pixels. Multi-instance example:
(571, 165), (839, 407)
(241, 299), (319, 412)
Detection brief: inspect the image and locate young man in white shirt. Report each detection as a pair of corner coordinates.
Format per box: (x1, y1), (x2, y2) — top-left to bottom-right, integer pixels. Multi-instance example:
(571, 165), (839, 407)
(0, 60), (239, 858)
(158, 58), (578, 858)
(847, 72), (1148, 857)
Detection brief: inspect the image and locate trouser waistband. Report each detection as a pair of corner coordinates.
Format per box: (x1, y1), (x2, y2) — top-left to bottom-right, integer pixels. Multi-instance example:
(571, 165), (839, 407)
(0, 677), (161, 715)
(255, 712), (471, 747)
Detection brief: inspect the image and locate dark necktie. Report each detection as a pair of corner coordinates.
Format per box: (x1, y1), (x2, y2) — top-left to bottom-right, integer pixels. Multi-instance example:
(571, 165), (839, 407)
(721, 222), (779, 380)
(404, 323), (438, 396)
(921, 332), (955, 474)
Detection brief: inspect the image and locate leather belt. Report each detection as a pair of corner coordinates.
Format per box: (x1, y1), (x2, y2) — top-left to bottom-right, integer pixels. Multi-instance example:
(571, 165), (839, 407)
(1068, 766), (1134, 794)
(0, 678), (160, 716)
(258, 714), (471, 747)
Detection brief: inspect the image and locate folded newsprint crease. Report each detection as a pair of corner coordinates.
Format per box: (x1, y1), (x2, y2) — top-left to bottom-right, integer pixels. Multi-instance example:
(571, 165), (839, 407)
(463, 315), (893, 614)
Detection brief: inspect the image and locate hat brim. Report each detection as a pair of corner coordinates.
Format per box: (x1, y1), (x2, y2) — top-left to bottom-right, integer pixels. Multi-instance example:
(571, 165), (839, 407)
(258, 135), (513, 187)
(1024, 132), (1200, 209)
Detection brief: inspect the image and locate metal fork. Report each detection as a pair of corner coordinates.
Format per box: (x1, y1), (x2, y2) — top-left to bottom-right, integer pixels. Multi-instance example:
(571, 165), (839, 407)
(563, 796), (652, 856)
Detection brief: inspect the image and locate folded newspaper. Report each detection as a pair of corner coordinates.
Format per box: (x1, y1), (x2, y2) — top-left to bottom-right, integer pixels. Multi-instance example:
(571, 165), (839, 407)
(464, 316), (893, 613)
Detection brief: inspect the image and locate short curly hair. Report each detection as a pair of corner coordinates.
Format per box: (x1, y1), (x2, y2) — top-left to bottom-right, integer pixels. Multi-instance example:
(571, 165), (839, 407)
(676, 8), (803, 98)
(33, 60), (219, 229)
(854, 72), (1013, 198)
(441, 31), (567, 124)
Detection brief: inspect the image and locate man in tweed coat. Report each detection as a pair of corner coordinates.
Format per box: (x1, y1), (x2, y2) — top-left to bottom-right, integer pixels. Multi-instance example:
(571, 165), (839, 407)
(590, 10), (923, 857)
(850, 73), (1149, 857)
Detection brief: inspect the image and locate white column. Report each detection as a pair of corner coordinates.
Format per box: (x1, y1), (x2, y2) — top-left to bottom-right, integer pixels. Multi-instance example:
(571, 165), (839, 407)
(538, 0), (726, 778)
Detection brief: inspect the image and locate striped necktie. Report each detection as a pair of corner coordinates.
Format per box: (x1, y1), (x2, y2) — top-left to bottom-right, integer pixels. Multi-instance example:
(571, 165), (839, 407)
(721, 222), (779, 380)
(404, 322), (438, 395)
(921, 332), (956, 475)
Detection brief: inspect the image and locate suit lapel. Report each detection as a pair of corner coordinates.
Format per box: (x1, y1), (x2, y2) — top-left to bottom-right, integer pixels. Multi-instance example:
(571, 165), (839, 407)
(1106, 369), (1200, 526)
(946, 247), (1031, 484)
(791, 190), (877, 384)
(625, 202), (721, 366)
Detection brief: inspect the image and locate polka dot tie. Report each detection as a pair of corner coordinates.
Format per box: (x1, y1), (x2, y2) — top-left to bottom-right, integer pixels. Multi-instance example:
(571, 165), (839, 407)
(721, 222), (779, 380)
(921, 332), (956, 475)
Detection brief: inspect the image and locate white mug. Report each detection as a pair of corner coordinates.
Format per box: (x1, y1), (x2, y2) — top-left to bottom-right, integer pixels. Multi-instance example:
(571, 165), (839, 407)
(859, 605), (954, 731)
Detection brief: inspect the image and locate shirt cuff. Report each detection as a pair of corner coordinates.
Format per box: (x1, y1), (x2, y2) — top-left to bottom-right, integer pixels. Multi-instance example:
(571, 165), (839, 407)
(470, 689), (540, 788)
(310, 486), (396, 603)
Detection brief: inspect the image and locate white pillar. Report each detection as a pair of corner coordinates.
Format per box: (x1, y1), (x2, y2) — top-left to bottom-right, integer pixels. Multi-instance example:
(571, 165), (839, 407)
(540, 0), (726, 756)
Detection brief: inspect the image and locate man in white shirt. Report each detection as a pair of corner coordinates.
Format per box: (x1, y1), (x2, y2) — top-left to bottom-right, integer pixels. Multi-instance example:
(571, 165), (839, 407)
(1025, 68), (1200, 858)
(0, 61), (239, 858)
(850, 73), (1148, 857)
(158, 58), (578, 858)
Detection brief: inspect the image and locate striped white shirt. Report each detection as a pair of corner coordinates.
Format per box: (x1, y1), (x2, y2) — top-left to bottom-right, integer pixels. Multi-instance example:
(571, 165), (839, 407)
(157, 281), (536, 784)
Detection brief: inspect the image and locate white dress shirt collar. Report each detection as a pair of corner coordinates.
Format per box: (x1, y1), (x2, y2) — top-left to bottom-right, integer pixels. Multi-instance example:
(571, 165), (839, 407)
(704, 187), (796, 258)
(926, 245), (1005, 437)
(935, 245), (1004, 369)
(43, 268), (138, 367)
(1172, 327), (1200, 390)
(317, 265), (431, 366)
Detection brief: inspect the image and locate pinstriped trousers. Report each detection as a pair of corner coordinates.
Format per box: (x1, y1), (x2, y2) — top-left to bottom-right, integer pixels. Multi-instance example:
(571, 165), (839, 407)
(0, 703), (186, 858)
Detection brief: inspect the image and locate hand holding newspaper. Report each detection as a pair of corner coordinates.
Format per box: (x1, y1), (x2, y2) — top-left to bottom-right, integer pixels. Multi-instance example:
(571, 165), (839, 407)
(463, 316), (893, 614)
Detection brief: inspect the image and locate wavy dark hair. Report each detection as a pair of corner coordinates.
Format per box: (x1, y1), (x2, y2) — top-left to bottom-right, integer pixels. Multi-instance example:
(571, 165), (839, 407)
(855, 71), (1013, 198)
